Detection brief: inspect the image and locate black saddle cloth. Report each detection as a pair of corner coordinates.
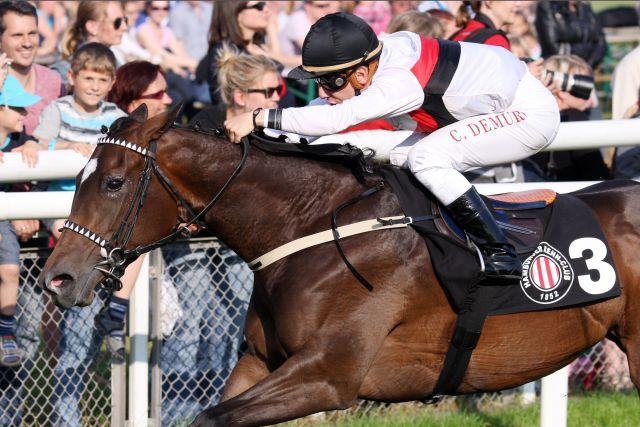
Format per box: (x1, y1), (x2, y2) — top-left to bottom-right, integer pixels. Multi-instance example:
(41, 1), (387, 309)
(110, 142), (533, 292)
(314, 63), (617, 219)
(378, 165), (621, 316)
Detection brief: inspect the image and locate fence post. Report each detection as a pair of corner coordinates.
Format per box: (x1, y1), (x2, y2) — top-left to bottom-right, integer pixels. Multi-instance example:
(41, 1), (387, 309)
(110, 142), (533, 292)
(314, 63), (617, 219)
(129, 255), (150, 426)
(540, 366), (569, 427)
(149, 250), (163, 425)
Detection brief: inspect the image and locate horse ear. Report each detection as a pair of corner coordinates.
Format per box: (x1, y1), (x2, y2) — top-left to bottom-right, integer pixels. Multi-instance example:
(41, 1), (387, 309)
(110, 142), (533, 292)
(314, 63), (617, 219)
(145, 102), (184, 141)
(130, 103), (148, 122)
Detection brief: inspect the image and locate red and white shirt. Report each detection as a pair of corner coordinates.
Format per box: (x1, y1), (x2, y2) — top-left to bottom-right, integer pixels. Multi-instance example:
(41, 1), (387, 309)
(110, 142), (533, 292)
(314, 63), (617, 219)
(278, 31), (527, 137)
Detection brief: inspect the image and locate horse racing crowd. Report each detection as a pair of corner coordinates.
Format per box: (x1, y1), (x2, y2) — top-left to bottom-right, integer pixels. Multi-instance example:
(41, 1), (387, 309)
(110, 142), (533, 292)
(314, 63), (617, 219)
(0, 0), (638, 425)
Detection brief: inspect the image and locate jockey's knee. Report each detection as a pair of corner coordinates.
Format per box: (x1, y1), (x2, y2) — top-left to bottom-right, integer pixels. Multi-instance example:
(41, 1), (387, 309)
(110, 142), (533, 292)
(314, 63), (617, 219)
(407, 147), (471, 205)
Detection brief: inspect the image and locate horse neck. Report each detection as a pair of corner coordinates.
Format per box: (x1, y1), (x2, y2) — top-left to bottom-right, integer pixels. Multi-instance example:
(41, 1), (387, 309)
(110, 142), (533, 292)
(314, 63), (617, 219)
(158, 132), (372, 262)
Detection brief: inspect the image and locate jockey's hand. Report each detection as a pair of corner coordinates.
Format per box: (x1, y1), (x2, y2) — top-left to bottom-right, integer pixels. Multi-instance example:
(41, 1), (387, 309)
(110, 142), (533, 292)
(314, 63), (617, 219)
(224, 111), (255, 144)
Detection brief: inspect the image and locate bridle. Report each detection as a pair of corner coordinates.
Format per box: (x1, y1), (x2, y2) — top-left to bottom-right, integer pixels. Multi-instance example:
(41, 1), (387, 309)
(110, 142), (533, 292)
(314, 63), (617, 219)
(62, 128), (249, 291)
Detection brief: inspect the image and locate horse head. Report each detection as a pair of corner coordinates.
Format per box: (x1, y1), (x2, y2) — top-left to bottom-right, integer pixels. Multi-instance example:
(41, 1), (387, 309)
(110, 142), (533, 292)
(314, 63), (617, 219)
(39, 104), (186, 307)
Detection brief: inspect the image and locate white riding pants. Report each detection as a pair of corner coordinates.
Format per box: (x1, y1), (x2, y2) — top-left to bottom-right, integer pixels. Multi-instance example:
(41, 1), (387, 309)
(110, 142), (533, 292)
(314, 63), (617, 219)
(391, 72), (560, 205)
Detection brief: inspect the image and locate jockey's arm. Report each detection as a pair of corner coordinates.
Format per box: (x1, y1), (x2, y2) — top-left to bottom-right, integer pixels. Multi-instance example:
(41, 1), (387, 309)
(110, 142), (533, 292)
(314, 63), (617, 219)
(227, 66), (423, 146)
(274, 67), (423, 136)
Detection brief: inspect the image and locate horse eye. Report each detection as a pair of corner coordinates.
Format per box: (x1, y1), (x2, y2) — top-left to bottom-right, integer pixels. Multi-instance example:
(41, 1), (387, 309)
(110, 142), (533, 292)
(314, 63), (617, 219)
(106, 179), (124, 192)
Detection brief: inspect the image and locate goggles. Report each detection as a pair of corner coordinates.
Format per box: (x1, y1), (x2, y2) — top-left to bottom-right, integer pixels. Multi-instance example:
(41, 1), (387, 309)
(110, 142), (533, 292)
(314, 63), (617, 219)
(314, 69), (356, 92)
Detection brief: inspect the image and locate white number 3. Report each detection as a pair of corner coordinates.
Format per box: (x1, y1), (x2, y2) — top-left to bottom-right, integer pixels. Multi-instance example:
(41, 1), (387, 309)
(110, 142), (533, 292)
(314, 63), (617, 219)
(568, 237), (616, 295)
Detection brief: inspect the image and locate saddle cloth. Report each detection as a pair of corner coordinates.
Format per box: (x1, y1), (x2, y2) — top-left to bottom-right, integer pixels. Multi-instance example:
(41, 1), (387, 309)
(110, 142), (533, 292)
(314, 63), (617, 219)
(378, 165), (621, 316)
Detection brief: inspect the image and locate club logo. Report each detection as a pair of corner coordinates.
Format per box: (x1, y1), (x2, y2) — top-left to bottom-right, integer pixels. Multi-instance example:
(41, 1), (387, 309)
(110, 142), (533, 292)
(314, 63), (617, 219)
(521, 242), (574, 304)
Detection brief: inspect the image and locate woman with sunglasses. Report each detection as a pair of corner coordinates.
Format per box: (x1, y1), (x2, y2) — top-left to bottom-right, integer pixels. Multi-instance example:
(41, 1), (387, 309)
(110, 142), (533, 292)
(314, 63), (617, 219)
(225, 12), (560, 284)
(197, 1), (296, 106)
(136, 1), (198, 78)
(191, 44), (281, 131)
(52, 0), (128, 88)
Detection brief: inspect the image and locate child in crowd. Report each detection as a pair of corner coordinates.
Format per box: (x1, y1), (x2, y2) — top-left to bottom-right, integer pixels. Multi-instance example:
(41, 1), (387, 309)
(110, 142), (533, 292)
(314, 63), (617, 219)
(0, 73), (42, 367)
(24, 42), (126, 237)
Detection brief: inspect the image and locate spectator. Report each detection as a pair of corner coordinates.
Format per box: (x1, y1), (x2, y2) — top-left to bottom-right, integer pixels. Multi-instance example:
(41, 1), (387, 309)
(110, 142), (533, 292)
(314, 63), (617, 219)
(353, 1), (392, 35)
(426, 8), (457, 38)
(197, 1), (290, 105)
(0, 72), (41, 368)
(34, 0), (67, 64)
(137, 0), (206, 111)
(389, 1), (420, 18)
(611, 44), (640, 121)
(507, 10), (541, 59)
(168, 0), (213, 66)
(278, 1), (340, 60)
(386, 10), (444, 38)
(613, 86), (640, 180)
(534, 0), (607, 70)
(192, 44), (281, 129)
(524, 54), (609, 182)
(450, 0), (520, 49)
(52, 0), (128, 88)
(418, 0), (461, 14)
(0, 0), (65, 135)
(110, 0), (160, 64)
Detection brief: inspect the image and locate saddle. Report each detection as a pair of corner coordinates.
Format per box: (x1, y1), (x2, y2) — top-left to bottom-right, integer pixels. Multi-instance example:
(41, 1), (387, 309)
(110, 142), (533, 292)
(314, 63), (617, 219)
(433, 189), (556, 255)
(378, 165), (620, 316)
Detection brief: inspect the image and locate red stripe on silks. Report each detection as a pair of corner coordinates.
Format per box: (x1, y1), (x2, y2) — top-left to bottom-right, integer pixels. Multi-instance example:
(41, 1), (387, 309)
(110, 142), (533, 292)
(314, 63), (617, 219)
(545, 257), (556, 289)
(410, 37), (440, 88)
(410, 110), (439, 133)
(408, 37), (441, 134)
(535, 257), (547, 289)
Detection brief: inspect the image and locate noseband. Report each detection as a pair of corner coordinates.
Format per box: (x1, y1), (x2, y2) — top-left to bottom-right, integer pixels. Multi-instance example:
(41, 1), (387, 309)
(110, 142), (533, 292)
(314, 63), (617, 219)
(62, 130), (248, 291)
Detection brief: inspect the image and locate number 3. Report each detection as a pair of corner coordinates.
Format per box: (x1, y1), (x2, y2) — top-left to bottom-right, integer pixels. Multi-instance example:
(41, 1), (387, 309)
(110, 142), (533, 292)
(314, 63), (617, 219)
(568, 237), (616, 295)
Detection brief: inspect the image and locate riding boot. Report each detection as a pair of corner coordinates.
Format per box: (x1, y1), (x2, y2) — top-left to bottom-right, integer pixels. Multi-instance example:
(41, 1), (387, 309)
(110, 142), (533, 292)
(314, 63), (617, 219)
(447, 187), (522, 283)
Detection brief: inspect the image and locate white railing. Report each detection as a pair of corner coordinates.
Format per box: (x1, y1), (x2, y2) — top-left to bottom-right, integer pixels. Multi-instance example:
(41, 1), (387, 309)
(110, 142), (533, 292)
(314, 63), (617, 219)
(3, 118), (638, 426)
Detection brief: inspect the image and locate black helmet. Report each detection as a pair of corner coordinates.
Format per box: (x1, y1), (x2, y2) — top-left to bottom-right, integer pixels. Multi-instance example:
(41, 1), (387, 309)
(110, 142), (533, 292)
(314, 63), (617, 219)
(288, 13), (382, 80)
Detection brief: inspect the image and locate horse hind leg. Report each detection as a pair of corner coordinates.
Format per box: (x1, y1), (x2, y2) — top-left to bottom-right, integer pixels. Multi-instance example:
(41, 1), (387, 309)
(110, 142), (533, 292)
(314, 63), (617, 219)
(620, 332), (640, 396)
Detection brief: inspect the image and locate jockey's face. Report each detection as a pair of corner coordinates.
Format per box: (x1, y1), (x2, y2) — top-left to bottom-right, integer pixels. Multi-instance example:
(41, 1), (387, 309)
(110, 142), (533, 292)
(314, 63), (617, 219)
(316, 65), (369, 105)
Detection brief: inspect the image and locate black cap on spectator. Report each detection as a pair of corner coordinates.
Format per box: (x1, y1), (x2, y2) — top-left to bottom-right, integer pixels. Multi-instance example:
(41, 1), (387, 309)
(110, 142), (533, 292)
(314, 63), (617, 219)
(288, 12), (382, 80)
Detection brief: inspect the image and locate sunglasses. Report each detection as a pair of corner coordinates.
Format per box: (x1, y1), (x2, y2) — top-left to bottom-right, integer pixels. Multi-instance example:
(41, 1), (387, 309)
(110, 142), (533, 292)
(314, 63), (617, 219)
(150, 6), (170, 12)
(246, 85), (283, 98)
(138, 89), (168, 100)
(112, 16), (129, 30)
(242, 1), (266, 12)
(314, 69), (355, 92)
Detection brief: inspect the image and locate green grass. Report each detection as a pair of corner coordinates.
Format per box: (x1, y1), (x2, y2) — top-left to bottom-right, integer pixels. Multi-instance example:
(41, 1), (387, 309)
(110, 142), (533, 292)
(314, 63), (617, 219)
(283, 391), (639, 427)
(590, 1), (637, 12)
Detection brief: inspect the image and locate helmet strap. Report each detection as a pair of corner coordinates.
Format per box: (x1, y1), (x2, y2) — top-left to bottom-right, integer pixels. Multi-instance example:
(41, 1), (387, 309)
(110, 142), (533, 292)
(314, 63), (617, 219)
(348, 59), (379, 96)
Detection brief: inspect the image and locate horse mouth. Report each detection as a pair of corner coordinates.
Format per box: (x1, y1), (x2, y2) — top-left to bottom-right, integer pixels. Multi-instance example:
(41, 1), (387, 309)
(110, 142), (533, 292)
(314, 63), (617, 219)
(49, 274), (73, 290)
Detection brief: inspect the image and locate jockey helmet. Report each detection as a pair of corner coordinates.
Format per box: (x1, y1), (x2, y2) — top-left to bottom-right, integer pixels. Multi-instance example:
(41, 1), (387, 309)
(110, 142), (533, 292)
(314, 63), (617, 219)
(288, 12), (382, 80)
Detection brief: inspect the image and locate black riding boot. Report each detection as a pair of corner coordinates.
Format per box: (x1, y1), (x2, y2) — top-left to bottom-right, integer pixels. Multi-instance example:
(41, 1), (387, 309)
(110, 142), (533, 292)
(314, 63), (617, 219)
(447, 187), (522, 282)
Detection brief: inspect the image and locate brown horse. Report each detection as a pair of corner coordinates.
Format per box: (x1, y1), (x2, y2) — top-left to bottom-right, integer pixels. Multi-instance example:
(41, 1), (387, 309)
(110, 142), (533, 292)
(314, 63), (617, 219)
(39, 105), (639, 426)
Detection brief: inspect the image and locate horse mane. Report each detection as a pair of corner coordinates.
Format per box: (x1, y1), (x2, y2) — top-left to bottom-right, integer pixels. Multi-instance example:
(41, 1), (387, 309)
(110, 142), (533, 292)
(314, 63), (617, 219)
(175, 124), (378, 184)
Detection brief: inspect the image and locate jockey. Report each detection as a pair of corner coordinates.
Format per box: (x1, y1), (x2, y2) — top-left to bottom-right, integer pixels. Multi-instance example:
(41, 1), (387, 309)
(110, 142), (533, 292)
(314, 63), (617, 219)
(224, 12), (560, 283)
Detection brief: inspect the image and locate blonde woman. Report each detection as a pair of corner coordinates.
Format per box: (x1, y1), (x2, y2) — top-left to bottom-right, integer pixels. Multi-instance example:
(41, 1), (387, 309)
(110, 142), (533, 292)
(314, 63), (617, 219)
(191, 44), (281, 129)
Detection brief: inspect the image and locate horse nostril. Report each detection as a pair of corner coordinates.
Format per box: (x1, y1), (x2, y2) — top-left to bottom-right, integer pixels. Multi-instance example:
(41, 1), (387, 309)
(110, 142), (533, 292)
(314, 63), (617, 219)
(47, 273), (74, 295)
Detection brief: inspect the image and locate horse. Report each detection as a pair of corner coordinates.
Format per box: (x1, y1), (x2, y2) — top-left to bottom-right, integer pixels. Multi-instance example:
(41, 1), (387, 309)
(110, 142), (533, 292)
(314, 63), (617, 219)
(39, 105), (640, 426)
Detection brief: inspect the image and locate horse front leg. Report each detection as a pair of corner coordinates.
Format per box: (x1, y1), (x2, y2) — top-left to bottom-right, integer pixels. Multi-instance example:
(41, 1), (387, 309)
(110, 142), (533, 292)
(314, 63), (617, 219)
(218, 353), (270, 402)
(191, 336), (383, 426)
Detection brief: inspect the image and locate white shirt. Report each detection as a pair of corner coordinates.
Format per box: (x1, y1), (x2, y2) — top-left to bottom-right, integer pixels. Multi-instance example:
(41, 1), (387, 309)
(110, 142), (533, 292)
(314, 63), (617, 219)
(279, 32), (527, 136)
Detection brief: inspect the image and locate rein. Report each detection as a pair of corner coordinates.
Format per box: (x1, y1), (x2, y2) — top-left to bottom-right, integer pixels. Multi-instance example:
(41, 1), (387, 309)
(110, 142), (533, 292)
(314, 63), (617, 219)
(62, 131), (249, 291)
